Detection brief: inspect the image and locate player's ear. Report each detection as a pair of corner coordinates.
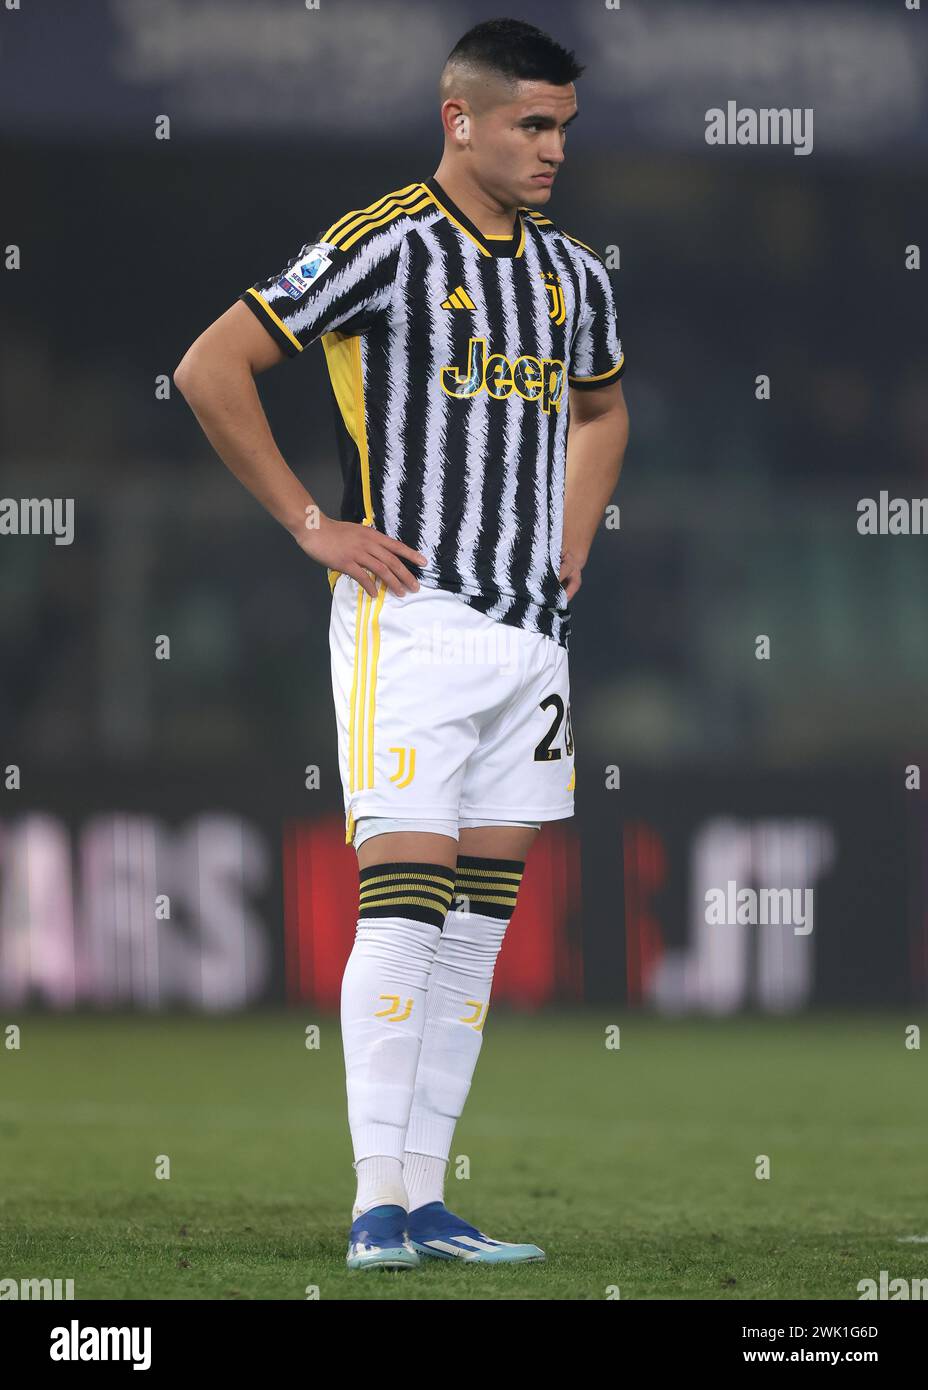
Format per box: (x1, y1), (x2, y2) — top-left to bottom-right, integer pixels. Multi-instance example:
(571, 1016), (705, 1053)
(455, 113), (470, 142)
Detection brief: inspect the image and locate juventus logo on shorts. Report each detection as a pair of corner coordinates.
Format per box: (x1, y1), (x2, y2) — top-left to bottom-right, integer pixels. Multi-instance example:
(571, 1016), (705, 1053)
(388, 745), (416, 787)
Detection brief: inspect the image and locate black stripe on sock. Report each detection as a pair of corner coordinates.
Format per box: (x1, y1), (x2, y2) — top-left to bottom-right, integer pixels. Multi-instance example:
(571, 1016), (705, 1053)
(358, 861), (457, 930)
(452, 856), (525, 921)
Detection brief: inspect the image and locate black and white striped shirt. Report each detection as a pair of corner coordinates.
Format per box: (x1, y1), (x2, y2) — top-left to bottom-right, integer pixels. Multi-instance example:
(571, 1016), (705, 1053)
(240, 177), (624, 649)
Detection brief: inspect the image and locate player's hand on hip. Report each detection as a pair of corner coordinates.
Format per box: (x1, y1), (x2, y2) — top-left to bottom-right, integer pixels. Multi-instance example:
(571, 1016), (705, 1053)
(297, 515), (428, 599)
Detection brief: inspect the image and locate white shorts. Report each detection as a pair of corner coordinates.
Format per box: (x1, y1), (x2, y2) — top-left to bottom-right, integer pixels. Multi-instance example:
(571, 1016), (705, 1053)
(329, 575), (575, 845)
(351, 814), (543, 851)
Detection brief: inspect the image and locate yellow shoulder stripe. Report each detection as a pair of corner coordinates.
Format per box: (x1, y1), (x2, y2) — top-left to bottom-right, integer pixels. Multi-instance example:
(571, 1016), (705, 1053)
(336, 192), (431, 252)
(322, 183), (420, 244)
(523, 209), (601, 257)
(325, 186), (428, 252)
(561, 231), (602, 260)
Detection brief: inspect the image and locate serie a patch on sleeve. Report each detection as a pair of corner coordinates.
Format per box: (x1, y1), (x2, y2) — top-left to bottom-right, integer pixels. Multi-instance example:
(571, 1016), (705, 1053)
(278, 242), (337, 299)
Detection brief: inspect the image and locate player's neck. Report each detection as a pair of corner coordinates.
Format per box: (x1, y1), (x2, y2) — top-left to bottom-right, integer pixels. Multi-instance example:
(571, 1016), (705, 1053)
(430, 164), (517, 239)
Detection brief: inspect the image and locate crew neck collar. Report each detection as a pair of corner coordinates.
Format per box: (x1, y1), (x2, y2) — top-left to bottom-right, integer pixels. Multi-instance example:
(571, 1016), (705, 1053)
(422, 177), (525, 259)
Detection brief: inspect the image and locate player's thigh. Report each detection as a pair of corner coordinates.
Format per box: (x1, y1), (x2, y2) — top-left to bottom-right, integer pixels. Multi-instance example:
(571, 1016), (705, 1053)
(357, 829), (459, 870)
(330, 576), (479, 821)
(457, 823), (540, 860)
(459, 633), (574, 821)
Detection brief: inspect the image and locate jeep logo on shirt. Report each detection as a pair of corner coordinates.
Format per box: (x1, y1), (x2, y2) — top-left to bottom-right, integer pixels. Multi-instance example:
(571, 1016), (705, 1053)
(440, 336), (566, 414)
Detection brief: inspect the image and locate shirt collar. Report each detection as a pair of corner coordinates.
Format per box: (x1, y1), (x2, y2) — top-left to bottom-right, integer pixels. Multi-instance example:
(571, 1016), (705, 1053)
(422, 177), (525, 259)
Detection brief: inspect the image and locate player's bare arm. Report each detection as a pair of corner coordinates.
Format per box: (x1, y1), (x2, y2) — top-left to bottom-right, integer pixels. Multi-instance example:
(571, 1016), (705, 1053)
(559, 378), (629, 600)
(173, 301), (427, 599)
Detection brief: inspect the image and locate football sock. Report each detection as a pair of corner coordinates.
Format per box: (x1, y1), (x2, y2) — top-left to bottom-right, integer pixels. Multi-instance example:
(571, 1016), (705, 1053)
(402, 1152), (448, 1211)
(403, 856), (524, 1211)
(352, 1155), (408, 1218)
(340, 861), (456, 1218)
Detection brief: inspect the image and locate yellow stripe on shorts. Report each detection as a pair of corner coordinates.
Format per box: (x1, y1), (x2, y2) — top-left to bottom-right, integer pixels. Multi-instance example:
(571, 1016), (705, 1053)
(347, 579), (387, 797)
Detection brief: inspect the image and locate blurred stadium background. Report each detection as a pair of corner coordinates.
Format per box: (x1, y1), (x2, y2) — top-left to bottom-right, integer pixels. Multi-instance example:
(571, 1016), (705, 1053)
(1, 0), (927, 1300)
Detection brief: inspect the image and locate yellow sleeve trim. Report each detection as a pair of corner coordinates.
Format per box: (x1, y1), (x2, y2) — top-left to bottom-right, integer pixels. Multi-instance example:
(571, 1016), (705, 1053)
(569, 354), (624, 384)
(245, 288), (303, 353)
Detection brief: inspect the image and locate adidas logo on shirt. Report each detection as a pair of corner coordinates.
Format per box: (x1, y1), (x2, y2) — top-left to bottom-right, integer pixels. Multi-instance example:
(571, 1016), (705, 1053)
(440, 285), (476, 311)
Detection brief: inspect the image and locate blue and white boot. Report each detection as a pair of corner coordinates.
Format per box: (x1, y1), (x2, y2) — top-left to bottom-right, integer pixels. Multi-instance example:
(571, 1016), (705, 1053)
(407, 1201), (545, 1264)
(346, 1204), (420, 1270)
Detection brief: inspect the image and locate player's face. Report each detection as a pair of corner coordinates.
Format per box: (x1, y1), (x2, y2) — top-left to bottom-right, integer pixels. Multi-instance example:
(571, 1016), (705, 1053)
(475, 81), (577, 208)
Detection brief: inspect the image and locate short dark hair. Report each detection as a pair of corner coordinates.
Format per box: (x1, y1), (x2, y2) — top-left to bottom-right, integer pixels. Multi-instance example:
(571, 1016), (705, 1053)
(444, 18), (584, 89)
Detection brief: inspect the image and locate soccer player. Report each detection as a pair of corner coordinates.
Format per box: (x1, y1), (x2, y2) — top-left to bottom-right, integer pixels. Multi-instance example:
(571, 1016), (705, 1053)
(175, 18), (629, 1270)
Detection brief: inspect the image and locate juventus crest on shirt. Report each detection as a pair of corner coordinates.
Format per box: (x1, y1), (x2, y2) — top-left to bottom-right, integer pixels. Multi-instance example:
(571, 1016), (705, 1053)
(240, 177), (625, 649)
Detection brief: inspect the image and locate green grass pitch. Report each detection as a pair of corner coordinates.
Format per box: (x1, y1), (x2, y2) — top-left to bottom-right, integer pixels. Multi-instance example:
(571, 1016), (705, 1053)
(1, 1012), (926, 1300)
